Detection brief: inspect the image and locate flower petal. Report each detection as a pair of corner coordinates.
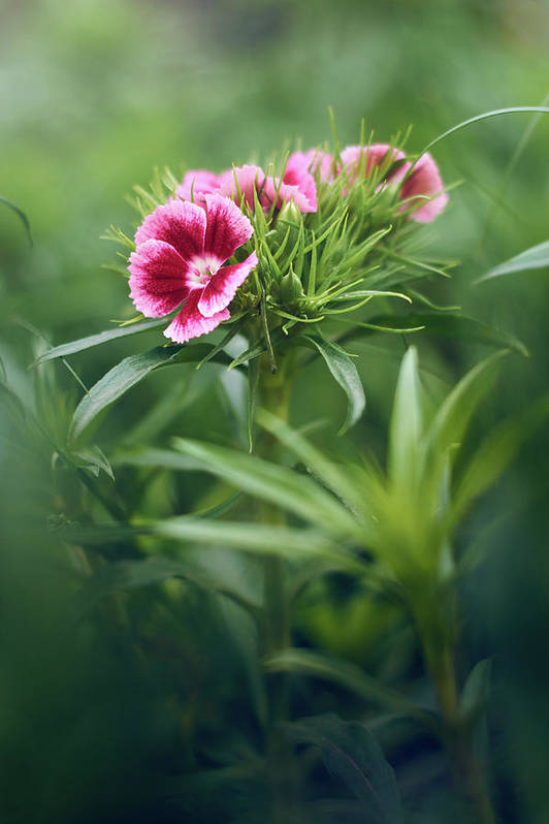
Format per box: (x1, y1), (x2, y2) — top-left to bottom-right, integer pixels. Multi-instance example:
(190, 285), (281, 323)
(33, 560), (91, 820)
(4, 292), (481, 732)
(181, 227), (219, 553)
(198, 251), (258, 317)
(261, 177), (316, 213)
(340, 144), (407, 184)
(128, 239), (189, 317)
(164, 290), (230, 343)
(218, 164), (266, 210)
(135, 200), (206, 262)
(283, 152), (318, 211)
(302, 148), (334, 182)
(399, 153), (448, 223)
(176, 169), (221, 205)
(203, 193), (254, 261)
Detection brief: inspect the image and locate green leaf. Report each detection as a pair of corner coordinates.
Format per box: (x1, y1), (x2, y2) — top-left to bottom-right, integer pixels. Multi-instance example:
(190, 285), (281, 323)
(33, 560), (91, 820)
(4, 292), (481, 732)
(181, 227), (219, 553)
(67, 445), (115, 480)
(460, 658), (492, 722)
(389, 347), (422, 489)
(173, 438), (361, 540)
(298, 335), (366, 434)
(420, 106), (549, 156)
(453, 391), (549, 519)
(155, 517), (343, 560)
(0, 195), (33, 246)
(340, 313), (528, 356)
(476, 239), (549, 283)
(426, 350), (508, 465)
(257, 409), (373, 525)
(70, 345), (232, 441)
(76, 556), (260, 616)
(268, 649), (432, 724)
(33, 319), (167, 365)
(283, 713), (404, 824)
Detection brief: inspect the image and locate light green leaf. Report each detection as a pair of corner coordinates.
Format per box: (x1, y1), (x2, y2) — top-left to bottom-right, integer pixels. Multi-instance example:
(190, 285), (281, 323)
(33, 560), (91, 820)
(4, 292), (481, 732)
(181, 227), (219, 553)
(257, 408), (373, 525)
(389, 346), (422, 488)
(298, 335), (366, 434)
(155, 517), (344, 560)
(476, 239), (549, 283)
(426, 350), (508, 464)
(173, 438), (361, 540)
(33, 319), (167, 365)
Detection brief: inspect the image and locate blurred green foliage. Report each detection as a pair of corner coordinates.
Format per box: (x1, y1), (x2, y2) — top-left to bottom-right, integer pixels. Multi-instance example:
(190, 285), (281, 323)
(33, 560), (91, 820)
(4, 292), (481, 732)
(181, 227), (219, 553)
(2, 0), (549, 822)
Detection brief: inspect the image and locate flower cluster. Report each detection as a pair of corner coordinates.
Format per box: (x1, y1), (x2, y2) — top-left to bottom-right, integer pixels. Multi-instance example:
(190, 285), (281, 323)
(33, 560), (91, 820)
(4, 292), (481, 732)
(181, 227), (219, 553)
(127, 142), (448, 343)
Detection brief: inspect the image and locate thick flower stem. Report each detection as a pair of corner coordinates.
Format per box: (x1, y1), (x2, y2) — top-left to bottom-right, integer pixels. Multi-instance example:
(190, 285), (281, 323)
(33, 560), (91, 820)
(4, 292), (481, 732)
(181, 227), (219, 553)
(257, 350), (296, 822)
(428, 642), (497, 824)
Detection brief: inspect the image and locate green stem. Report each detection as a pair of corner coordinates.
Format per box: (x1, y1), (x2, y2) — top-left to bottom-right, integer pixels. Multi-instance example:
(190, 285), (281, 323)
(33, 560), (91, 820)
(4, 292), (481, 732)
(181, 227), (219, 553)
(425, 629), (497, 824)
(257, 349), (295, 822)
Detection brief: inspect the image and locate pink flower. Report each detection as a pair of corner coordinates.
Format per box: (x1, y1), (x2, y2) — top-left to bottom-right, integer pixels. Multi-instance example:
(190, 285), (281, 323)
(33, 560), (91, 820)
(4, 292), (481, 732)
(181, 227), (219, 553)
(176, 158), (319, 214)
(129, 195), (257, 343)
(340, 144), (409, 186)
(398, 153), (448, 223)
(176, 170), (221, 206)
(218, 163), (317, 213)
(297, 148), (334, 182)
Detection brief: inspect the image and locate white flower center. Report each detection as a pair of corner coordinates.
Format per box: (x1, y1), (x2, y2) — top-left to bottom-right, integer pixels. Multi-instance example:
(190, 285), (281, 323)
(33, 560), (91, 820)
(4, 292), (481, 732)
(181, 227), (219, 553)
(188, 255), (221, 285)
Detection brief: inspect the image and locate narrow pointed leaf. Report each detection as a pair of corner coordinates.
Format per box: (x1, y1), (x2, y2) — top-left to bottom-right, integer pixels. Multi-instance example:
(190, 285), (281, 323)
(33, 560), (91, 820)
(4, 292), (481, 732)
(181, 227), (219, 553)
(477, 239), (549, 283)
(70, 345), (232, 441)
(33, 319), (167, 365)
(389, 347), (422, 488)
(173, 438), (361, 538)
(298, 335), (365, 434)
(0, 195), (33, 245)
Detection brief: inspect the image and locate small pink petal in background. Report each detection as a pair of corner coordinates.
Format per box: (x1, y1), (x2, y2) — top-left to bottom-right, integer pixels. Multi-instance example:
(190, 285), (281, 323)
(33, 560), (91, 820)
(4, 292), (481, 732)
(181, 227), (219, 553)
(399, 153), (448, 223)
(176, 170), (222, 205)
(340, 144), (407, 185)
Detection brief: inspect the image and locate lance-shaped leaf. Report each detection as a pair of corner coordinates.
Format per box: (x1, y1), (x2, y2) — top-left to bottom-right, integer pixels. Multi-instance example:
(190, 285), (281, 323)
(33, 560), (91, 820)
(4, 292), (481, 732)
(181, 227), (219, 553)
(70, 345), (233, 441)
(389, 346), (423, 491)
(33, 319), (167, 365)
(477, 239), (549, 283)
(283, 713), (404, 824)
(173, 438), (362, 540)
(297, 335), (366, 434)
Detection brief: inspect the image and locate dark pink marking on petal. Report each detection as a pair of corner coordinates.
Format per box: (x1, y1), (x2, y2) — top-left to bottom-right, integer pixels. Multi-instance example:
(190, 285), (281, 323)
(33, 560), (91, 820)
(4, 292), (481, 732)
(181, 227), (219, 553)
(135, 200), (206, 262)
(164, 290), (230, 343)
(203, 194), (254, 262)
(176, 169), (221, 206)
(399, 153), (448, 223)
(198, 251), (258, 317)
(128, 240), (190, 317)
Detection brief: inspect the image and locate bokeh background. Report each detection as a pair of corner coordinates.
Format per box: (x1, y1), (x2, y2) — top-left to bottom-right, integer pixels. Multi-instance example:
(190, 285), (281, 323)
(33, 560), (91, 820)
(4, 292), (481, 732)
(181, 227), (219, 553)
(1, 1), (549, 822)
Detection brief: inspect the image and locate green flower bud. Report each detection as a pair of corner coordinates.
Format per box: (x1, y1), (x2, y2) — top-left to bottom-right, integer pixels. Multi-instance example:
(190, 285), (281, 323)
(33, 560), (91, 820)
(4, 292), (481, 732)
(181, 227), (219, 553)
(280, 270), (305, 304)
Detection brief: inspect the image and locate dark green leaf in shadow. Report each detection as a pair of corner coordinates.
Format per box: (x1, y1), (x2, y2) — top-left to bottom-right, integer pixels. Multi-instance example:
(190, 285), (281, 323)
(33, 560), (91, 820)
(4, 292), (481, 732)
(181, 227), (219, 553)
(283, 713), (404, 824)
(0, 194), (33, 246)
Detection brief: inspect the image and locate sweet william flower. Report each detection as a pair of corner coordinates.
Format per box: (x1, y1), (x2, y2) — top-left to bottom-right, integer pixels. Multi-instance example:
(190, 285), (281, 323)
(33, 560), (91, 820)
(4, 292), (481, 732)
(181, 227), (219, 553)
(128, 194), (257, 343)
(177, 155), (319, 214)
(340, 143), (409, 186)
(399, 152), (448, 223)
